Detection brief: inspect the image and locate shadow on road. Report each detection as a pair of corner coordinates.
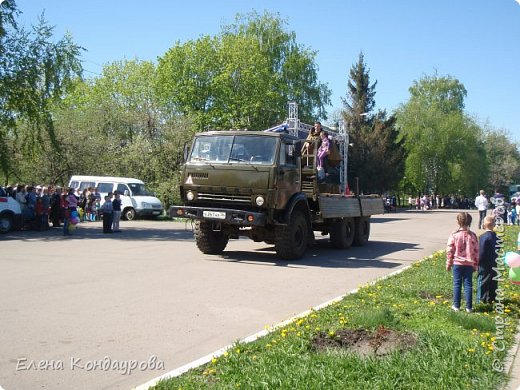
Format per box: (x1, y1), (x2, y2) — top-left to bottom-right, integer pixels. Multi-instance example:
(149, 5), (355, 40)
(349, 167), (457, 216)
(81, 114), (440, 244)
(0, 223), (195, 242)
(216, 239), (420, 269)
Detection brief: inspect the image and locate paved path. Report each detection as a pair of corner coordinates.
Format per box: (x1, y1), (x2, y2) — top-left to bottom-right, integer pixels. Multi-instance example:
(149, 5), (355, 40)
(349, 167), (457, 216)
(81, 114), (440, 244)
(0, 209), (489, 389)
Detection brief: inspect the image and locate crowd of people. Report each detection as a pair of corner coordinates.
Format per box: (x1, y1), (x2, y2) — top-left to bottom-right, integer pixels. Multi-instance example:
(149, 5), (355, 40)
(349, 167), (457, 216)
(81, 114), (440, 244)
(406, 194), (479, 210)
(1, 184), (123, 235)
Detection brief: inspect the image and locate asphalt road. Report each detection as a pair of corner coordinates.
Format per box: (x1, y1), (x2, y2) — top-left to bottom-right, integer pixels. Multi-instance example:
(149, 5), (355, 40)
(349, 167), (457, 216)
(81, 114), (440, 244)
(0, 209), (477, 390)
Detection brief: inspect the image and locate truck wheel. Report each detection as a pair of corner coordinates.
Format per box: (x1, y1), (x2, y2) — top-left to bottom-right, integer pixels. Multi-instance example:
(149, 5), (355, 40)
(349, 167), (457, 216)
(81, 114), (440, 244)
(330, 218), (355, 249)
(0, 214), (13, 233)
(275, 209), (309, 260)
(194, 221), (229, 255)
(353, 217), (370, 246)
(124, 208), (136, 221)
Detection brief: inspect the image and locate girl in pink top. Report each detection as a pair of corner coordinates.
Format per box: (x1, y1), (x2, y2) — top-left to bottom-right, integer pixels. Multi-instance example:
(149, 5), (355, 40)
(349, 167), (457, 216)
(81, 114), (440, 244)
(446, 212), (479, 312)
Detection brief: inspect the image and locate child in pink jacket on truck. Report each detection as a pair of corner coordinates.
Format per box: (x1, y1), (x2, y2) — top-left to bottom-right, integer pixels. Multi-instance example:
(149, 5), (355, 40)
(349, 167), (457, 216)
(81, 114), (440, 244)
(446, 212), (479, 313)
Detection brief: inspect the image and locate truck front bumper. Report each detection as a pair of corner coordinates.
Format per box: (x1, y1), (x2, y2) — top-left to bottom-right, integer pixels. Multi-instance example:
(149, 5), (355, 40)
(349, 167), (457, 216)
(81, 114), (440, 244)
(170, 206), (267, 227)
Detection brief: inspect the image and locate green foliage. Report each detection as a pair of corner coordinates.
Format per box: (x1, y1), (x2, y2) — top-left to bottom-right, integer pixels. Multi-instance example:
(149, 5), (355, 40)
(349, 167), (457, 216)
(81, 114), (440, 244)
(342, 53), (405, 194)
(0, 2), (83, 182)
(482, 126), (520, 192)
(396, 73), (486, 195)
(156, 11), (331, 131)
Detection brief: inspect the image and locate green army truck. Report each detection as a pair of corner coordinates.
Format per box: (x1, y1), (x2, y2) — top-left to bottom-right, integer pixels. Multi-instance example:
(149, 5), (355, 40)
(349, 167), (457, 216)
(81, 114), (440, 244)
(170, 104), (384, 260)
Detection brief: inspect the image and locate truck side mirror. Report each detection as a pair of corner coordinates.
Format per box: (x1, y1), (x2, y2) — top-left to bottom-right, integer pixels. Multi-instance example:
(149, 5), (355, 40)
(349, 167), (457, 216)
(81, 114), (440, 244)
(183, 143), (191, 162)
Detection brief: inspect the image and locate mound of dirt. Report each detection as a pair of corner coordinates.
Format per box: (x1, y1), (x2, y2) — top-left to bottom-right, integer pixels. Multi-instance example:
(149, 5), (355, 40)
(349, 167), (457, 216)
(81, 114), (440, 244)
(311, 326), (417, 358)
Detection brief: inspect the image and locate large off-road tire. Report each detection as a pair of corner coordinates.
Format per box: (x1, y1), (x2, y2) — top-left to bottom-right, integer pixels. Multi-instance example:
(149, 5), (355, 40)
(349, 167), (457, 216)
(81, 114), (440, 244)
(194, 221), (229, 255)
(329, 217), (355, 249)
(353, 217), (370, 246)
(275, 209), (309, 260)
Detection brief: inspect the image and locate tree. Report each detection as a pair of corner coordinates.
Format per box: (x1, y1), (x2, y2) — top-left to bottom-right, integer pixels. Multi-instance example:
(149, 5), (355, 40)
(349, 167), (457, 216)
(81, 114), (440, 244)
(482, 127), (520, 192)
(155, 36), (221, 130)
(222, 11), (331, 124)
(342, 52), (404, 194)
(0, 1), (83, 183)
(396, 73), (486, 196)
(156, 11), (331, 131)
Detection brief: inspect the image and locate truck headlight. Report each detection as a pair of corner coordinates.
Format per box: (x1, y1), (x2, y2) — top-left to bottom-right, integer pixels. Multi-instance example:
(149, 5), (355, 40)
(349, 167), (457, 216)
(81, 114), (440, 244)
(255, 196), (265, 206)
(186, 191), (195, 201)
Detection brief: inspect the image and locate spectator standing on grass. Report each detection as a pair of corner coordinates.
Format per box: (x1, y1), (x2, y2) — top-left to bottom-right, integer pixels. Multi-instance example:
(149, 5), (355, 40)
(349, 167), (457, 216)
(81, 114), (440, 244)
(476, 216), (498, 304)
(446, 212), (479, 313)
(112, 191), (122, 232)
(474, 190), (488, 229)
(516, 199), (520, 226)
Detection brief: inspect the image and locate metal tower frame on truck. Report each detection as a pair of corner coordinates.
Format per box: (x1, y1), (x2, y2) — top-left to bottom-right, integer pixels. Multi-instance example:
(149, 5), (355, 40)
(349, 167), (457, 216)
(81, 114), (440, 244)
(286, 101), (349, 195)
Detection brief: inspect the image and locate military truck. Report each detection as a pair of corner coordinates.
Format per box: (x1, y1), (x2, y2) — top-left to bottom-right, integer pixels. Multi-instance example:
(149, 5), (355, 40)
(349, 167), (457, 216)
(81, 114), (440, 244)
(170, 103), (384, 259)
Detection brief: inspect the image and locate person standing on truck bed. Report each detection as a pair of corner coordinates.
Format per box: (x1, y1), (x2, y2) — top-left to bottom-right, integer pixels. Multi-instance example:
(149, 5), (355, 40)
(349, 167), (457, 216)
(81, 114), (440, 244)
(302, 121), (323, 156)
(317, 130), (330, 181)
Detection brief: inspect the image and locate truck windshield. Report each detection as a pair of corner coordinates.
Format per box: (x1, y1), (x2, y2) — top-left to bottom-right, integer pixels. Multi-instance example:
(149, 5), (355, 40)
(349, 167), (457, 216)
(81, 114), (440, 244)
(190, 135), (277, 165)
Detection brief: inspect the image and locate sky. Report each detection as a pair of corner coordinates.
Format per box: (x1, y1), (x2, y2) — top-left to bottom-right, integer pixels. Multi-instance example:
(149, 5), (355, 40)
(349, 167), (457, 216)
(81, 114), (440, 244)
(15, 0), (520, 142)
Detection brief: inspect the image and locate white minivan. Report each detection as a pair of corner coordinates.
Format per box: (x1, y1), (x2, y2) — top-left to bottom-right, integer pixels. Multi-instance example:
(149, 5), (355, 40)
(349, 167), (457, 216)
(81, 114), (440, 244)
(0, 186), (22, 233)
(68, 175), (163, 220)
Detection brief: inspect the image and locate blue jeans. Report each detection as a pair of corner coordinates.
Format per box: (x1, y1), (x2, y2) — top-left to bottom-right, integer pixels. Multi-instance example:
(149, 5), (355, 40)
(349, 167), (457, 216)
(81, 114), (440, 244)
(478, 210), (486, 229)
(453, 265), (474, 310)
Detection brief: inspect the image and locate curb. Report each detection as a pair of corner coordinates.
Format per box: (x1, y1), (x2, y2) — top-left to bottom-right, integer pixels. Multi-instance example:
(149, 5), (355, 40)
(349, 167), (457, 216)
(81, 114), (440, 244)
(133, 255), (430, 390)
(504, 321), (520, 390)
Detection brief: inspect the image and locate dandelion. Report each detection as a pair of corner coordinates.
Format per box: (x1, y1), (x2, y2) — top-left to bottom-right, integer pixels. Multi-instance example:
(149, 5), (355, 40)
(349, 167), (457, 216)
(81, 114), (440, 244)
(467, 348), (475, 353)
(211, 358), (217, 364)
(223, 351), (229, 357)
(329, 331), (335, 337)
(435, 295), (443, 299)
(266, 344), (272, 348)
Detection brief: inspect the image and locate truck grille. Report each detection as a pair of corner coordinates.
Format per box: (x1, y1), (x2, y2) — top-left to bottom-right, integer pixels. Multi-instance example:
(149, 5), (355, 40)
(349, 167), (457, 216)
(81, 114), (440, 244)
(197, 192), (250, 203)
(187, 172), (209, 179)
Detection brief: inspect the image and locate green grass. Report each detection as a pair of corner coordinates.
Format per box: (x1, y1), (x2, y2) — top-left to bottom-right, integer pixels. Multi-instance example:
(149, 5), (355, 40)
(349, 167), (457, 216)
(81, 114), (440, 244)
(153, 226), (520, 390)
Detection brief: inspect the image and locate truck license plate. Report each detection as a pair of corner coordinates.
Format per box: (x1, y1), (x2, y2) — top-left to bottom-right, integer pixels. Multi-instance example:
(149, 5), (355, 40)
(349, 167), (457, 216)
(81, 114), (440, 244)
(203, 210), (226, 219)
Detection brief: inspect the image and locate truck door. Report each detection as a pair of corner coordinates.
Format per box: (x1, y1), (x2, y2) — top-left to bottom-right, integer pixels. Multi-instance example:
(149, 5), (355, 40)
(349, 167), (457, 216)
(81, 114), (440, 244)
(275, 141), (301, 209)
